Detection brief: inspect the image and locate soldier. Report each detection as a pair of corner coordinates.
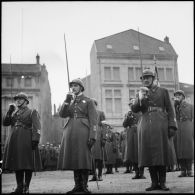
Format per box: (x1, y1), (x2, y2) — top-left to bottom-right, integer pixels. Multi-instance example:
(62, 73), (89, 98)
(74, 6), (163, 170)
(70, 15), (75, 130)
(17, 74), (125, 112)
(131, 69), (177, 191)
(57, 78), (98, 194)
(173, 90), (194, 177)
(123, 97), (146, 179)
(89, 99), (106, 182)
(2, 92), (42, 193)
(114, 132), (122, 173)
(105, 127), (117, 174)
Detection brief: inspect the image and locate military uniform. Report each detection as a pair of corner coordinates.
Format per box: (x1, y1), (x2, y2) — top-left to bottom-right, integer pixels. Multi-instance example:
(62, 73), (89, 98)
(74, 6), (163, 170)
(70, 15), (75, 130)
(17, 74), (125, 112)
(123, 110), (145, 179)
(174, 90), (194, 177)
(132, 69), (177, 191)
(57, 88), (98, 193)
(90, 110), (106, 181)
(105, 130), (117, 174)
(2, 92), (42, 193)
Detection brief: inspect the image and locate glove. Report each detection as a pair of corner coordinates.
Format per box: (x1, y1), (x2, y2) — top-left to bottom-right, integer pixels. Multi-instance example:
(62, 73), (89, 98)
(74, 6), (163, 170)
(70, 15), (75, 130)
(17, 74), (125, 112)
(65, 93), (73, 104)
(8, 104), (16, 115)
(138, 87), (149, 101)
(32, 141), (39, 150)
(101, 139), (106, 147)
(87, 139), (96, 150)
(168, 128), (176, 138)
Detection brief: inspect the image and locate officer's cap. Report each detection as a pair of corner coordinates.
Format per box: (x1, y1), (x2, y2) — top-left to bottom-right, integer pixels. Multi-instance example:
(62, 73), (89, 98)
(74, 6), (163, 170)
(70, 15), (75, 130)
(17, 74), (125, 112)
(174, 90), (185, 98)
(14, 92), (29, 104)
(69, 78), (84, 92)
(140, 69), (155, 80)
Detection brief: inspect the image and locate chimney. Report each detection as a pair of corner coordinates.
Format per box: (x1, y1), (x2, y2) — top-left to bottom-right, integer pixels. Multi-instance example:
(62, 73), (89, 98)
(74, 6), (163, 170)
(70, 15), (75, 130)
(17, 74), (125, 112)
(36, 54), (40, 64)
(164, 36), (169, 44)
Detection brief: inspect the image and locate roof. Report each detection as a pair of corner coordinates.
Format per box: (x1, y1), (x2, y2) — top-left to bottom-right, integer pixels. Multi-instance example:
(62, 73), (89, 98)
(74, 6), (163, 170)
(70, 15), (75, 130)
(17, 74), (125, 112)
(94, 29), (177, 56)
(179, 82), (194, 93)
(1, 63), (41, 73)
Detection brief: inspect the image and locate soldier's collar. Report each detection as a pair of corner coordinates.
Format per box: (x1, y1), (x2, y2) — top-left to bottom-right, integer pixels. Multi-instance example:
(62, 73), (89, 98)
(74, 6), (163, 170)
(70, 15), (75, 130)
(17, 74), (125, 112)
(150, 84), (158, 92)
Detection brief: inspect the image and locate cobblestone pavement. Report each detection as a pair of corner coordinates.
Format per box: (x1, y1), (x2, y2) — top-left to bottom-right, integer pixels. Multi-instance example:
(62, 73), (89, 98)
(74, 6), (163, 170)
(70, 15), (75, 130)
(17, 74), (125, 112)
(2, 167), (194, 194)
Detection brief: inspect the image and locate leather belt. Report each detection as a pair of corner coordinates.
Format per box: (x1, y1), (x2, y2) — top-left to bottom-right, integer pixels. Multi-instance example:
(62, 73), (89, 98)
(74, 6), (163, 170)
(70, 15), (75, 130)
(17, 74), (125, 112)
(148, 106), (164, 113)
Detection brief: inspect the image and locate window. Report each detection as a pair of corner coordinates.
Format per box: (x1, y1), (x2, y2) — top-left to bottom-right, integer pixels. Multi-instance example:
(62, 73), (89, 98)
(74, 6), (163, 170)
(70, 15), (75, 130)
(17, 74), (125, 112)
(106, 44), (112, 49)
(159, 46), (165, 51)
(105, 89), (112, 113)
(104, 67), (111, 80)
(133, 45), (139, 50)
(113, 67), (120, 80)
(135, 68), (141, 80)
(158, 68), (165, 81)
(166, 68), (173, 81)
(105, 89), (122, 114)
(24, 77), (32, 87)
(6, 78), (13, 87)
(104, 67), (120, 81)
(128, 67), (134, 81)
(129, 90), (135, 98)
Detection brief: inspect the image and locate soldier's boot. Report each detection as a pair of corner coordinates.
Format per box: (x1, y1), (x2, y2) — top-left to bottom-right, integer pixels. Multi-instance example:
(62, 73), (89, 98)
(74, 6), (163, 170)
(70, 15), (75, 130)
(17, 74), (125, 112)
(98, 164), (103, 181)
(132, 164), (139, 179)
(178, 159), (187, 177)
(139, 167), (146, 179)
(23, 170), (32, 194)
(89, 174), (97, 182)
(66, 170), (83, 194)
(11, 171), (24, 194)
(186, 160), (194, 177)
(159, 166), (169, 191)
(145, 167), (159, 191)
(81, 170), (91, 194)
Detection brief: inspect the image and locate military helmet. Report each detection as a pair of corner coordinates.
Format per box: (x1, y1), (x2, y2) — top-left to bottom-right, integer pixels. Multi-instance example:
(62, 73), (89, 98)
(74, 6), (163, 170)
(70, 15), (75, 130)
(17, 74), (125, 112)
(14, 92), (29, 104)
(69, 78), (84, 92)
(174, 90), (185, 98)
(140, 69), (155, 80)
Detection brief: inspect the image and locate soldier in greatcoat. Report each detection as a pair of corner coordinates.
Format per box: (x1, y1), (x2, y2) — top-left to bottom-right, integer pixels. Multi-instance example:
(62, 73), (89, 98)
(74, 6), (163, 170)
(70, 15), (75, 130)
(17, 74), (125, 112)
(57, 78), (98, 194)
(123, 98), (146, 179)
(173, 90), (194, 177)
(131, 69), (177, 191)
(89, 99), (106, 182)
(2, 92), (42, 193)
(105, 127), (117, 174)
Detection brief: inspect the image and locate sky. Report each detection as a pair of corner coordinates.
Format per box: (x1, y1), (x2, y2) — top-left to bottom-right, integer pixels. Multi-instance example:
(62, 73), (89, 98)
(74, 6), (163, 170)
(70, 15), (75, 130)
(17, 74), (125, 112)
(2, 1), (194, 112)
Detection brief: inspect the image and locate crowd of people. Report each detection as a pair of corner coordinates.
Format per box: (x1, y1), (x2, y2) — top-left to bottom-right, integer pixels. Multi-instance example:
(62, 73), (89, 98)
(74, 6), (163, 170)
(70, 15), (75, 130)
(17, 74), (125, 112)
(1, 68), (194, 194)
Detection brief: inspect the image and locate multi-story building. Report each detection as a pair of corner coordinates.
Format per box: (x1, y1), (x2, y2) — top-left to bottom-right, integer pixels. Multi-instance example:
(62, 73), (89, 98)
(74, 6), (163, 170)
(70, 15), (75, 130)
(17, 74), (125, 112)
(83, 29), (179, 132)
(1, 54), (52, 147)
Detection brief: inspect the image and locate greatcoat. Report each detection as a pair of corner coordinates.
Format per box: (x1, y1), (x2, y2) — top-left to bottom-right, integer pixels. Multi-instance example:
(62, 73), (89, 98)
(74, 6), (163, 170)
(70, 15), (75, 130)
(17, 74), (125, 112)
(132, 85), (177, 167)
(105, 131), (117, 165)
(91, 110), (106, 160)
(123, 111), (140, 164)
(2, 107), (42, 171)
(174, 100), (194, 160)
(57, 94), (98, 170)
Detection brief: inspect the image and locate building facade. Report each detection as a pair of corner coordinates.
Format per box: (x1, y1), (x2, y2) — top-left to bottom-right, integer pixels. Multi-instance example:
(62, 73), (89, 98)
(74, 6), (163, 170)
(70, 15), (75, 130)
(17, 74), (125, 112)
(1, 54), (52, 148)
(85, 29), (179, 132)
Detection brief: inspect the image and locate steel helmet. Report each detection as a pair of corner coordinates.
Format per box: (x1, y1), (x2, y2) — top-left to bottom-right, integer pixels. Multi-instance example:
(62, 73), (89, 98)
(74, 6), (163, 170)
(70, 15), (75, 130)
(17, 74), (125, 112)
(69, 78), (85, 92)
(13, 92), (29, 104)
(174, 90), (185, 98)
(140, 69), (155, 80)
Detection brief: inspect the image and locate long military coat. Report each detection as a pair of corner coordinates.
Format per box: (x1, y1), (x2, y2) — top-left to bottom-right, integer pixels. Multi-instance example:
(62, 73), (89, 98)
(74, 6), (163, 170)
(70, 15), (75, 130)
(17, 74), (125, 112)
(174, 100), (194, 160)
(123, 111), (140, 164)
(57, 94), (98, 170)
(105, 131), (117, 165)
(91, 110), (106, 160)
(2, 106), (42, 171)
(132, 85), (177, 167)
(120, 131), (127, 162)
